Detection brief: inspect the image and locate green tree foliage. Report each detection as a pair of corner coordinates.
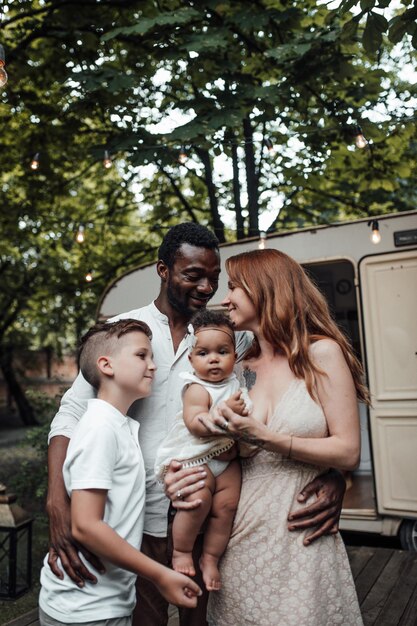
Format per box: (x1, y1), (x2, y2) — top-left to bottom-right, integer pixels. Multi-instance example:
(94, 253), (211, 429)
(82, 0), (416, 237)
(0, 0), (161, 421)
(334, 0), (417, 53)
(0, 1), (415, 419)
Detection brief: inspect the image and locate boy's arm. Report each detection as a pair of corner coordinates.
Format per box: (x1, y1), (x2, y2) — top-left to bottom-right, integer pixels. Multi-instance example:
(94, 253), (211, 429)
(46, 436), (104, 586)
(71, 489), (201, 607)
(46, 371), (101, 585)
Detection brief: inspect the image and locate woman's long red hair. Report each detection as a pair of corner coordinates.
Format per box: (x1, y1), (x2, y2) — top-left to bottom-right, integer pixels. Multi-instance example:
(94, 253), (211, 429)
(226, 249), (369, 404)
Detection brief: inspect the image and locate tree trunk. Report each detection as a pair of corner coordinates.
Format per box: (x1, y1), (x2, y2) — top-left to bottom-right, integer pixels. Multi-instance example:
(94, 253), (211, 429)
(0, 346), (38, 426)
(231, 138), (245, 240)
(158, 164), (199, 222)
(243, 116), (259, 237)
(196, 148), (225, 243)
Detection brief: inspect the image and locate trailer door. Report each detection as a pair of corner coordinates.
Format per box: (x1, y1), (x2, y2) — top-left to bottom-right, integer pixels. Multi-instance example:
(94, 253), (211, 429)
(359, 250), (417, 517)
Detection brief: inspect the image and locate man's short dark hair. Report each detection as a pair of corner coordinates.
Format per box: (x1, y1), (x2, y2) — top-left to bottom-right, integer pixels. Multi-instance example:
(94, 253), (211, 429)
(158, 223), (219, 268)
(78, 319), (152, 389)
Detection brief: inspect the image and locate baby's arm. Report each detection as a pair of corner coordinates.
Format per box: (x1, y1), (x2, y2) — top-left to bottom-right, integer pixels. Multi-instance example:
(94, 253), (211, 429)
(71, 489), (201, 607)
(182, 383), (216, 437)
(182, 384), (238, 460)
(226, 388), (256, 457)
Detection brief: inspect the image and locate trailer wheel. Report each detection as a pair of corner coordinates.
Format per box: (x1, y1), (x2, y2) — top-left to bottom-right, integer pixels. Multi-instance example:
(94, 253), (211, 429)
(399, 519), (417, 551)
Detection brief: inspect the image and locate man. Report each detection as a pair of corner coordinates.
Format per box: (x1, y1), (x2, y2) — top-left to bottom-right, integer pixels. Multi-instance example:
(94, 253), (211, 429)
(46, 222), (346, 626)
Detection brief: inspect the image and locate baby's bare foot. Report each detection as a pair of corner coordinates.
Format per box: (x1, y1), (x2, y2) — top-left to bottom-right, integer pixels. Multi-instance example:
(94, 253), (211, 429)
(172, 550), (196, 577)
(200, 554), (221, 591)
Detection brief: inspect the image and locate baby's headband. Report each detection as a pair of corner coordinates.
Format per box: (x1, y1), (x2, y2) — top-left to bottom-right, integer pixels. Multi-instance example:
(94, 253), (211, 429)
(195, 326), (235, 343)
(185, 323), (235, 351)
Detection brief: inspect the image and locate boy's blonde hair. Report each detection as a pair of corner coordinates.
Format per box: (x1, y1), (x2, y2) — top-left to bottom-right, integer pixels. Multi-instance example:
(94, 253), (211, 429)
(79, 319), (152, 389)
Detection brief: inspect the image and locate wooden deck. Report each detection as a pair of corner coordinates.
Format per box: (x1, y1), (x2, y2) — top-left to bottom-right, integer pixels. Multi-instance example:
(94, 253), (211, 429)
(348, 545), (417, 625)
(4, 546), (417, 626)
(3, 612), (39, 626)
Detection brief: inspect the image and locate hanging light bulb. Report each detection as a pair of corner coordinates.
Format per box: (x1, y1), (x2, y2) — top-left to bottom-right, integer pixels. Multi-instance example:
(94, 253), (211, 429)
(264, 138), (276, 157)
(0, 45), (8, 88)
(30, 153), (40, 170)
(103, 150), (112, 169)
(258, 231), (267, 249)
(353, 125), (368, 149)
(85, 269), (93, 282)
(178, 146), (188, 164)
(75, 225), (85, 244)
(368, 220), (381, 244)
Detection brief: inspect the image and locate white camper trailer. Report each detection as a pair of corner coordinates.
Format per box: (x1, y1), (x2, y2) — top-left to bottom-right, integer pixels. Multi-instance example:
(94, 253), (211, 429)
(98, 211), (417, 550)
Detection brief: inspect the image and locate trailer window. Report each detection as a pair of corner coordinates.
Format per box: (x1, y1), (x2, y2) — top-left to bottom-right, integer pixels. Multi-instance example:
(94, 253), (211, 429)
(303, 260), (361, 361)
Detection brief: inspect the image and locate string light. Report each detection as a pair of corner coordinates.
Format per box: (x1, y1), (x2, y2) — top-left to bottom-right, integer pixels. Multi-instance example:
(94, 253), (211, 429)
(368, 220), (381, 244)
(0, 44), (7, 88)
(178, 146), (188, 164)
(258, 231), (267, 249)
(75, 224), (85, 244)
(103, 150), (112, 169)
(264, 138), (276, 157)
(85, 269), (93, 282)
(353, 126), (368, 149)
(21, 113), (417, 175)
(30, 153), (40, 170)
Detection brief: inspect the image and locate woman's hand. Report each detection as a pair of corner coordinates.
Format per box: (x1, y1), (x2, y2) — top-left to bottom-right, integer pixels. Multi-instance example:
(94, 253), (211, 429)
(200, 403), (269, 448)
(164, 460), (207, 509)
(196, 404), (230, 437)
(288, 469), (346, 545)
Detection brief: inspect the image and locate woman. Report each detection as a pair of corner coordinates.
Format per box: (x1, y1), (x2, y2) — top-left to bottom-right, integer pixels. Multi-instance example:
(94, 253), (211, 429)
(202, 249), (368, 626)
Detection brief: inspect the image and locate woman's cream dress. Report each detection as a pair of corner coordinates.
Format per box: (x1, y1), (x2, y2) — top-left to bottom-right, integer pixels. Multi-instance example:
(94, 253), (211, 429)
(207, 378), (363, 626)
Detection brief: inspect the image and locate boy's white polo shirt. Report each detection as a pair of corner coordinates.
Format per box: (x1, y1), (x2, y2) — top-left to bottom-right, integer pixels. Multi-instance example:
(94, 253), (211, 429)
(40, 399), (145, 622)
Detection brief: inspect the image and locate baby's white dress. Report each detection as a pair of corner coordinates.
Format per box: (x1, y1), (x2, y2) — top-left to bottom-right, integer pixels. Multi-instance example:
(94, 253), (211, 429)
(154, 372), (247, 480)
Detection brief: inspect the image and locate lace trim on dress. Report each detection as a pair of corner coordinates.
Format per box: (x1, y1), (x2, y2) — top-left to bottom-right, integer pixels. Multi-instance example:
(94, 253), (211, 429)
(180, 439), (235, 470)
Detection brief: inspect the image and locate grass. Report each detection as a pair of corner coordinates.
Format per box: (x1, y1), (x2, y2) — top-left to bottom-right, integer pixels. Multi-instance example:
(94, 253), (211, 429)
(0, 517), (48, 625)
(0, 436), (49, 625)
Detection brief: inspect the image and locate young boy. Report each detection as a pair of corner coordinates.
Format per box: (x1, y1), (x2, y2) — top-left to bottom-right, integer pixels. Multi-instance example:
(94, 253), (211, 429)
(39, 319), (201, 626)
(154, 310), (253, 592)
